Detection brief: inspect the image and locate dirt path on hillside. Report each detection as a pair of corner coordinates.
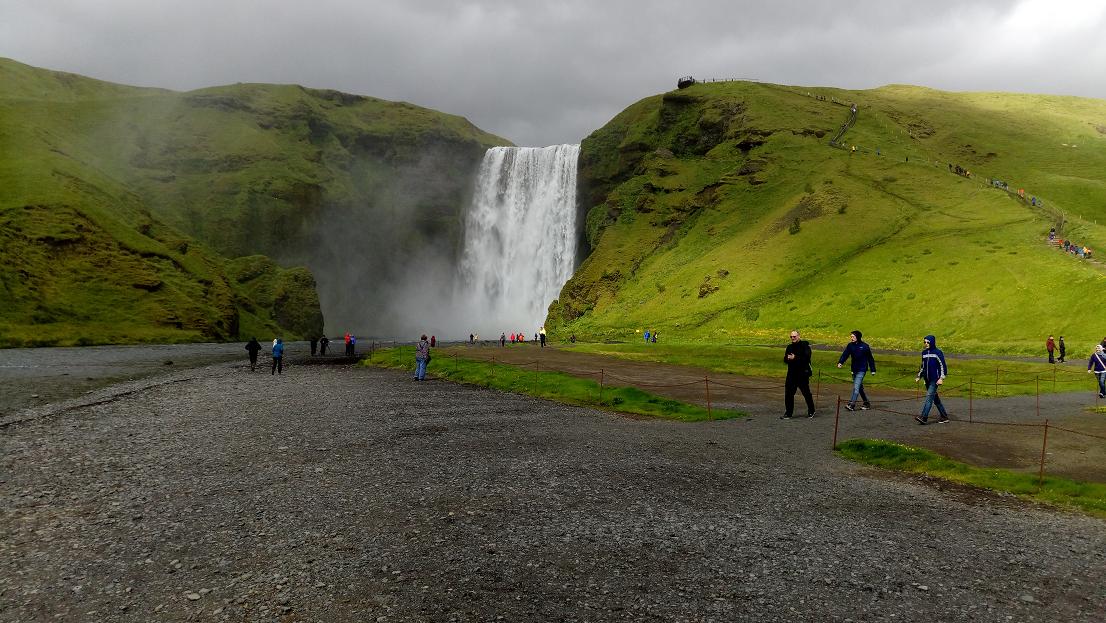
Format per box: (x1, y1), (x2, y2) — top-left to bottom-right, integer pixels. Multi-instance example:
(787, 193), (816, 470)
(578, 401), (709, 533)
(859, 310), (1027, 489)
(439, 344), (1106, 482)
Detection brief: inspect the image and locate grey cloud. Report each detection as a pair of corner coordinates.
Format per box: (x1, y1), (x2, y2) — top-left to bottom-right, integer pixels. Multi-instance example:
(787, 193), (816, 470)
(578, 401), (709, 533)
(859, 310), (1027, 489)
(2, 0), (1104, 146)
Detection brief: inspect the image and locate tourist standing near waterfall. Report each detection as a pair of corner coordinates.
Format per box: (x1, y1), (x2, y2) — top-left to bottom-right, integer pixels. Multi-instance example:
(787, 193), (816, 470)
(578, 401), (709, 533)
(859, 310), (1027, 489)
(539, 326), (547, 347)
(414, 335), (431, 381)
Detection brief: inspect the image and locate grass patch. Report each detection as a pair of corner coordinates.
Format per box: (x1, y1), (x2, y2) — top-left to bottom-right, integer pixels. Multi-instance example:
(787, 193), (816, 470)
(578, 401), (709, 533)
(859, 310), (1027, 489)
(364, 348), (744, 422)
(562, 342), (1095, 398)
(836, 438), (1106, 517)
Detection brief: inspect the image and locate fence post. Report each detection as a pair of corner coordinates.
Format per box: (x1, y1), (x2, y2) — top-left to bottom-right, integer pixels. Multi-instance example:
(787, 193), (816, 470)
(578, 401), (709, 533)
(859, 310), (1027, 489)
(1037, 419), (1050, 491)
(816, 369), (822, 402)
(832, 396), (842, 450)
(705, 376), (712, 420)
(1036, 376), (1040, 418)
(599, 369), (605, 403)
(996, 367), (1000, 394)
(536, 360), (541, 373)
(968, 378), (973, 423)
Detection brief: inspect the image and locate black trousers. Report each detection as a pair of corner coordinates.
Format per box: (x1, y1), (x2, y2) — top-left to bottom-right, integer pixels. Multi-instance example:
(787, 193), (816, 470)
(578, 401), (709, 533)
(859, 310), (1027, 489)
(248, 354), (258, 370)
(271, 356), (282, 375)
(785, 376), (816, 415)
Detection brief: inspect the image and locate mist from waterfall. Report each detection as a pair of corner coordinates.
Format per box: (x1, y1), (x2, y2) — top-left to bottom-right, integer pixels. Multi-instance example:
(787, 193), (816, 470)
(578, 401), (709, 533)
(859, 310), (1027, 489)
(456, 144), (580, 337)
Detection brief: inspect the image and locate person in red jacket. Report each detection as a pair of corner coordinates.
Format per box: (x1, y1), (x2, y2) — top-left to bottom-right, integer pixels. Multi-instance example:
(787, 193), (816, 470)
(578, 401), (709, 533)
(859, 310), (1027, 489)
(1047, 335), (1056, 364)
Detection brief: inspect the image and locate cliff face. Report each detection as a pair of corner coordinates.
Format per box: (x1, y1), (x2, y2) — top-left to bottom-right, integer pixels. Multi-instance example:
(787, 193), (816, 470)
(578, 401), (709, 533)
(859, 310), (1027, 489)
(549, 81), (1106, 353)
(0, 58), (509, 345)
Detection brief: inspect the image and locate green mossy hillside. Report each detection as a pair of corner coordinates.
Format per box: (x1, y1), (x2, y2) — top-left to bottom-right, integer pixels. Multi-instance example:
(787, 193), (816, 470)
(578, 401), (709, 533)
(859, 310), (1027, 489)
(550, 82), (1106, 354)
(0, 58), (508, 345)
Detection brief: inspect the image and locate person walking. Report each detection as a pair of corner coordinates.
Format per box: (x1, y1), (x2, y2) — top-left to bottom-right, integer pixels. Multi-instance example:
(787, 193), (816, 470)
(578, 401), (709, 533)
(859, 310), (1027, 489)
(344, 332), (351, 356)
(245, 337), (262, 371)
(1058, 336), (1066, 363)
(914, 334), (949, 424)
(539, 326), (547, 348)
(430, 335), (437, 348)
(310, 336), (318, 356)
(348, 334), (356, 356)
(1047, 335), (1056, 364)
(782, 330), (817, 419)
(271, 338), (285, 376)
(500, 333), (506, 347)
(1088, 345), (1106, 398)
(414, 334), (431, 381)
(319, 335), (329, 356)
(837, 330), (876, 411)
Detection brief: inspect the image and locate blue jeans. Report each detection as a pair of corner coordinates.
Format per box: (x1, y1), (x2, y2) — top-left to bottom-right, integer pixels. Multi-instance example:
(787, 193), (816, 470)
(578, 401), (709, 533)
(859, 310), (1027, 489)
(1096, 372), (1105, 396)
(920, 381), (947, 420)
(415, 358), (428, 380)
(850, 371), (869, 405)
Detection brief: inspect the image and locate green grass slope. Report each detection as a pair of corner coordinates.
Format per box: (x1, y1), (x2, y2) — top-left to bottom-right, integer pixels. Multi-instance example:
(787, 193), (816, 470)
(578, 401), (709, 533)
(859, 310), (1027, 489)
(550, 82), (1106, 354)
(0, 58), (508, 345)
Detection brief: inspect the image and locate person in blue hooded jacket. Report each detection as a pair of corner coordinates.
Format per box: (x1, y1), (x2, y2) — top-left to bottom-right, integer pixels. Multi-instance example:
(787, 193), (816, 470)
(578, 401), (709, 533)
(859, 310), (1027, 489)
(914, 334), (948, 424)
(837, 330), (876, 411)
(271, 338), (284, 376)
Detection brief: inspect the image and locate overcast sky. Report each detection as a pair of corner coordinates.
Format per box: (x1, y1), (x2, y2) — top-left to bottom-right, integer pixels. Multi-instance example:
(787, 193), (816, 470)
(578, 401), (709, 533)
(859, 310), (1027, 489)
(3, 0), (1105, 146)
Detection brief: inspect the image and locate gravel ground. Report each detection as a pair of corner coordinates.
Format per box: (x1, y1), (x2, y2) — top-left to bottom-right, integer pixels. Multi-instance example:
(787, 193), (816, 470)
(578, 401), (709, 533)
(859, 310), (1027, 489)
(2, 360), (1105, 622)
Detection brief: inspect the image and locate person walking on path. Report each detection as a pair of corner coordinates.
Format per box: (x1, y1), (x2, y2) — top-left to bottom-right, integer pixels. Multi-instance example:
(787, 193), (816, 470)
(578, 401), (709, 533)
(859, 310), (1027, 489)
(319, 335), (329, 356)
(1058, 336), (1066, 363)
(310, 336), (318, 356)
(271, 338), (285, 376)
(348, 335), (356, 356)
(1088, 345), (1106, 398)
(414, 334), (431, 381)
(782, 330), (817, 419)
(539, 326), (547, 348)
(500, 333), (506, 347)
(837, 330), (876, 411)
(1047, 335), (1056, 364)
(245, 337), (262, 372)
(914, 334), (949, 425)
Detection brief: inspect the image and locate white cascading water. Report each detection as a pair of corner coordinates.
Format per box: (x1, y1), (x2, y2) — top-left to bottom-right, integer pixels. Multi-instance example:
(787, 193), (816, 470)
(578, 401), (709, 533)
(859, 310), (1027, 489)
(457, 144), (580, 336)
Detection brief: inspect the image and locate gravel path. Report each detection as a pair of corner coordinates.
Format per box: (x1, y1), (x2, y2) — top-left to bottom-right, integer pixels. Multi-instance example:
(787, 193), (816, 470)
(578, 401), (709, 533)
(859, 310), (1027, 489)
(2, 361), (1104, 622)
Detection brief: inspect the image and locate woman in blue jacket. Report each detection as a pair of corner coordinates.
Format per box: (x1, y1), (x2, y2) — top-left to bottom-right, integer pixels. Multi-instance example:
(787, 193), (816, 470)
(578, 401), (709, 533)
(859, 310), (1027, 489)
(837, 330), (876, 411)
(1088, 345), (1106, 398)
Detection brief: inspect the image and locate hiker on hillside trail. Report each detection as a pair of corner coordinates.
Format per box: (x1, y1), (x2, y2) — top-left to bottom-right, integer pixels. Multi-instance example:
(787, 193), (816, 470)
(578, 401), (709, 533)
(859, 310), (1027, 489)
(1058, 336), (1066, 363)
(837, 330), (876, 411)
(1088, 345), (1106, 398)
(414, 334), (431, 381)
(245, 337), (262, 372)
(914, 335), (949, 425)
(319, 335), (329, 356)
(781, 330), (816, 419)
(1047, 335), (1056, 364)
(271, 338), (285, 376)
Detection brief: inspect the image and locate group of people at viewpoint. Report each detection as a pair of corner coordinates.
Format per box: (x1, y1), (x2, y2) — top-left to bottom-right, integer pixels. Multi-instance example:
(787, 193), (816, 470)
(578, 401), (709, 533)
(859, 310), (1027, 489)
(498, 327), (547, 347)
(783, 330), (949, 425)
(242, 332), (361, 375)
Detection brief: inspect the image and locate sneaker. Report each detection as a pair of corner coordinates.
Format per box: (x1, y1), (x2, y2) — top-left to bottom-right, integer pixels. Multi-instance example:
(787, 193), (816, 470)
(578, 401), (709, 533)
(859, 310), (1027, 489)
(937, 415), (949, 423)
(914, 415), (928, 425)
(780, 414), (793, 420)
(1100, 393), (1105, 399)
(807, 411), (817, 418)
(844, 403), (856, 412)
(860, 404), (871, 411)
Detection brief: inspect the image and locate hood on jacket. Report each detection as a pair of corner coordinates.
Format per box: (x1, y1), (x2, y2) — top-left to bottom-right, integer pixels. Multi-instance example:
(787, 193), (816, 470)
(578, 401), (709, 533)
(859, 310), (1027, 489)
(851, 330), (863, 341)
(924, 334), (937, 349)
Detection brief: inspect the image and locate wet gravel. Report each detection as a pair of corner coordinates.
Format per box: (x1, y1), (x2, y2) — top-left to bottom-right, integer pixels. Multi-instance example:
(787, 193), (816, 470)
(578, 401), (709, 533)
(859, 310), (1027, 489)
(2, 360), (1104, 622)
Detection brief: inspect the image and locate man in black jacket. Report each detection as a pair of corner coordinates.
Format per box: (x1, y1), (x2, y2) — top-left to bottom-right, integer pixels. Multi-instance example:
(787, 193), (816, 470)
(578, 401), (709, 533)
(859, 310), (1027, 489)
(782, 330), (817, 419)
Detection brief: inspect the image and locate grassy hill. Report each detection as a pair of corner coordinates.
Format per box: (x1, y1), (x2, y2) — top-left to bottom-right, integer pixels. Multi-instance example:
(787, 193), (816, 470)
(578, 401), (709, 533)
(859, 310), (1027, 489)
(0, 58), (508, 346)
(549, 82), (1106, 354)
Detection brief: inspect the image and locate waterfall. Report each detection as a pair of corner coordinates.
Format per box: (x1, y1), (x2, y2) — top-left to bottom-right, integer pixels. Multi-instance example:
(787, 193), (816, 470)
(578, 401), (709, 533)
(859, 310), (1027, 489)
(457, 144), (580, 335)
